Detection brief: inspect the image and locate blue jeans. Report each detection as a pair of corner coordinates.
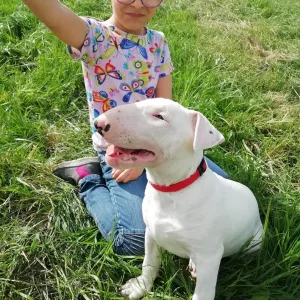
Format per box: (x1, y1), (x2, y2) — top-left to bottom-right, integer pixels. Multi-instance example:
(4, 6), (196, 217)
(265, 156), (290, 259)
(79, 154), (228, 255)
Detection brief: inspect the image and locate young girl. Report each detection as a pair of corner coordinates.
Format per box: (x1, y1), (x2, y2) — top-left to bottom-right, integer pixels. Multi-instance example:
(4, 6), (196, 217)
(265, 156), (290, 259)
(23, 0), (228, 255)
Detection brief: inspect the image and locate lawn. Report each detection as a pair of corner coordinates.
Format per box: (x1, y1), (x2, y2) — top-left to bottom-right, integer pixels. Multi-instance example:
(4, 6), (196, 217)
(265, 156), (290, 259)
(0, 0), (299, 299)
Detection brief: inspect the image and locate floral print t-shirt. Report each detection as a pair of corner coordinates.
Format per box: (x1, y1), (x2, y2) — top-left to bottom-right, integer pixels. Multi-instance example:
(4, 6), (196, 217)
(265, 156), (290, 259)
(68, 17), (174, 150)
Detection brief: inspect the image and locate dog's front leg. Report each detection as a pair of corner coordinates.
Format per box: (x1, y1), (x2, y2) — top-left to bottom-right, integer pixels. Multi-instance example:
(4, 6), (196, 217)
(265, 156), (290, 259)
(121, 228), (161, 299)
(191, 246), (223, 300)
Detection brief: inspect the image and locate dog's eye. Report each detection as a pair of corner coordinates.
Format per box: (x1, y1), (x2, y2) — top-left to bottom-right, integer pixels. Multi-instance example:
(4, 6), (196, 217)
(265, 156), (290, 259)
(154, 114), (164, 120)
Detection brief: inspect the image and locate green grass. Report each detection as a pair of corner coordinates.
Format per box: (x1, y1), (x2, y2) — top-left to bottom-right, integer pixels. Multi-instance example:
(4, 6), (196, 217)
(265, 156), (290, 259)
(0, 0), (299, 299)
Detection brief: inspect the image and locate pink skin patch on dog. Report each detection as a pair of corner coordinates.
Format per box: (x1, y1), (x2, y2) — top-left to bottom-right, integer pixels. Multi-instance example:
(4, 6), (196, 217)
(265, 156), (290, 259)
(76, 165), (92, 179)
(106, 145), (155, 163)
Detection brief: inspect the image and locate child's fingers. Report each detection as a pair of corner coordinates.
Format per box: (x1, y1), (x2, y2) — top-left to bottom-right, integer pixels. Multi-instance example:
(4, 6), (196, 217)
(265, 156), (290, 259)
(114, 169), (144, 183)
(112, 169), (123, 179)
(115, 170), (129, 183)
(121, 169), (143, 183)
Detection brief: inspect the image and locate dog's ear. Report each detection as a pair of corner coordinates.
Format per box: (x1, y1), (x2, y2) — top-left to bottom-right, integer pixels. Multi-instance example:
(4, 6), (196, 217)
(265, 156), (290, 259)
(191, 111), (225, 151)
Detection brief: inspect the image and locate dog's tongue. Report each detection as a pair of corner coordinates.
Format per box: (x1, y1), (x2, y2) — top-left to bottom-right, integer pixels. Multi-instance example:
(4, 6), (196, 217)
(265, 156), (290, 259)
(106, 145), (155, 162)
(107, 145), (133, 157)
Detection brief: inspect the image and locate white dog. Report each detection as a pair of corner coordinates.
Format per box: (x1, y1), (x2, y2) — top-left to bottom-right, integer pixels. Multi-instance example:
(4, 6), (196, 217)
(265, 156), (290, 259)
(94, 98), (263, 300)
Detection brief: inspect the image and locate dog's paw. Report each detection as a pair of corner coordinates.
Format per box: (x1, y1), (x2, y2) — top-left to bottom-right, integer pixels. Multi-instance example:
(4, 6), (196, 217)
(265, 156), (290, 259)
(188, 259), (197, 279)
(120, 275), (152, 299)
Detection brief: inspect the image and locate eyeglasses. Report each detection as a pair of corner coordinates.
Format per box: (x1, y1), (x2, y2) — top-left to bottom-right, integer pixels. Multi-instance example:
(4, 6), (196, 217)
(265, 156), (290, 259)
(117, 0), (163, 8)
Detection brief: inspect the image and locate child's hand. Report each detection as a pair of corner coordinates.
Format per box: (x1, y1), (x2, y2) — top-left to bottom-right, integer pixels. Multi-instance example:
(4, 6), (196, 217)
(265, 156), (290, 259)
(112, 168), (144, 183)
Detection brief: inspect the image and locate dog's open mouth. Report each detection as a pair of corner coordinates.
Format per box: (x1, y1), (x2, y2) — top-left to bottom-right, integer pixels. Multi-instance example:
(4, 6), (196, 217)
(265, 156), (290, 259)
(106, 145), (156, 163)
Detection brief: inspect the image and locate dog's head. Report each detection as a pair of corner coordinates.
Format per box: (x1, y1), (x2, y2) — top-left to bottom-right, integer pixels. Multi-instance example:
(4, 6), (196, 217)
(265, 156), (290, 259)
(94, 98), (224, 169)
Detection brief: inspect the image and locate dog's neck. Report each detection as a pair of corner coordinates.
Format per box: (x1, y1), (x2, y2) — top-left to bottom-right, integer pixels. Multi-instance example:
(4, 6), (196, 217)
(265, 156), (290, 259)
(146, 150), (204, 186)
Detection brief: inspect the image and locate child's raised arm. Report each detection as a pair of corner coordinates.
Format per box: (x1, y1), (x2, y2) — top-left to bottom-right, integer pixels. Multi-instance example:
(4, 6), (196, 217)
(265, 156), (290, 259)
(23, 0), (87, 50)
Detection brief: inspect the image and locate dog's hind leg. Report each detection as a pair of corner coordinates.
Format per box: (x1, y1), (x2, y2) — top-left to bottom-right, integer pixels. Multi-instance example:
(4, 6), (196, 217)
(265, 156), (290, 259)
(246, 225), (263, 253)
(188, 258), (197, 279)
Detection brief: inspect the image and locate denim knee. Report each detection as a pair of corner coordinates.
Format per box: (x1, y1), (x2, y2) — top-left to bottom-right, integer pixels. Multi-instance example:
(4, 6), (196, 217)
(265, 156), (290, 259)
(112, 228), (145, 256)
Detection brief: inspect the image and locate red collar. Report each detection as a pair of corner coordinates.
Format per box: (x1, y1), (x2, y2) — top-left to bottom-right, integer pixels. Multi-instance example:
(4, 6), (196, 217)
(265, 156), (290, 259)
(150, 158), (207, 193)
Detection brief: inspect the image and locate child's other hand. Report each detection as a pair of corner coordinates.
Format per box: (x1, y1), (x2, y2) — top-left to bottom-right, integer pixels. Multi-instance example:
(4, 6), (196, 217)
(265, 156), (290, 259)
(112, 168), (144, 183)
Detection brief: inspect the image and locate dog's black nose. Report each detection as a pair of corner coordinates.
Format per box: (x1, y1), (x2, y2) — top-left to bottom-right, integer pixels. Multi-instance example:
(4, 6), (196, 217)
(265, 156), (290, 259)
(94, 119), (102, 130)
(94, 119), (104, 136)
(94, 119), (110, 137)
(103, 124), (111, 132)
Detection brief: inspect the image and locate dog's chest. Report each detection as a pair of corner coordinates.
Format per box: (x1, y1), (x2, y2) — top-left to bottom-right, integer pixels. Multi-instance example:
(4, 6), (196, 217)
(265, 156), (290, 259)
(143, 193), (192, 258)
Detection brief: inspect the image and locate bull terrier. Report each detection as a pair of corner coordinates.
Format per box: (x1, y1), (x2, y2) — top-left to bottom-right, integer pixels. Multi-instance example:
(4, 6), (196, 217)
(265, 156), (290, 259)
(94, 98), (263, 300)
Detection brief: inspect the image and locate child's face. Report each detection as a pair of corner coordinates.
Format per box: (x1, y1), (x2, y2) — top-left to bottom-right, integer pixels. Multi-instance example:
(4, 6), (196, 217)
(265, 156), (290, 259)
(111, 0), (159, 34)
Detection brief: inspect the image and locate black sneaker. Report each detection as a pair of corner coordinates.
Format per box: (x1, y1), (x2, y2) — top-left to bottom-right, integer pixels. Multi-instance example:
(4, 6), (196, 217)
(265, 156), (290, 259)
(52, 157), (102, 186)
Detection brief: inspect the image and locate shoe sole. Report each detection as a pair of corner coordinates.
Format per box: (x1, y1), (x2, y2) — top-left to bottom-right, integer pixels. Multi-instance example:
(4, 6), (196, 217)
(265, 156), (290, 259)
(53, 157), (100, 171)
